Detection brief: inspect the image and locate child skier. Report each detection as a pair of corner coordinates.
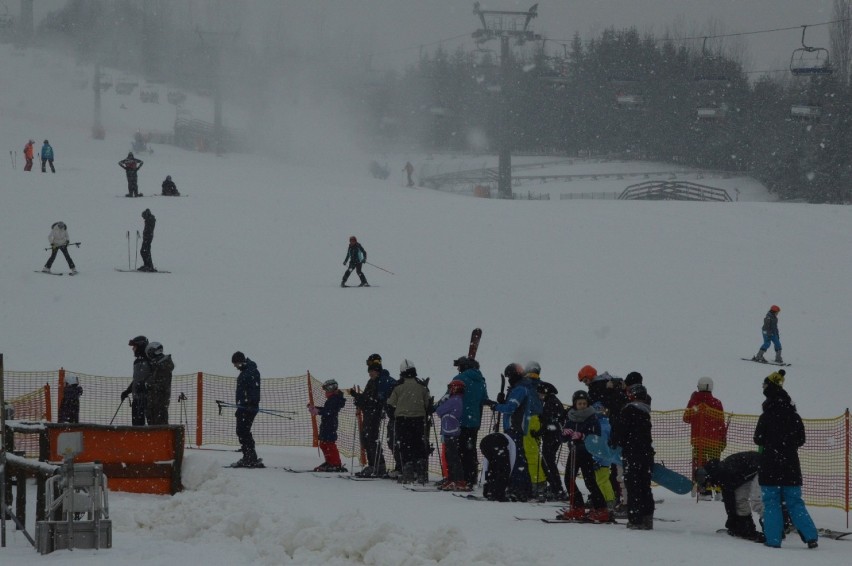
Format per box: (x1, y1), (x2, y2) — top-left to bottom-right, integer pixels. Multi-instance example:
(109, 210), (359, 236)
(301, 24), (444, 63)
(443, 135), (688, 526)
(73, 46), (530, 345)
(435, 379), (467, 490)
(752, 305), (782, 363)
(308, 379), (347, 472)
(42, 221), (77, 274)
(58, 373), (83, 423)
(341, 236), (368, 287)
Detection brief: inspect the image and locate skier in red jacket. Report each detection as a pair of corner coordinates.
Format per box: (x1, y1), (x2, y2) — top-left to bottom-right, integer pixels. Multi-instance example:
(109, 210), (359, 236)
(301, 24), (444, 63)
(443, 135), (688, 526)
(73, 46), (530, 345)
(683, 376), (727, 499)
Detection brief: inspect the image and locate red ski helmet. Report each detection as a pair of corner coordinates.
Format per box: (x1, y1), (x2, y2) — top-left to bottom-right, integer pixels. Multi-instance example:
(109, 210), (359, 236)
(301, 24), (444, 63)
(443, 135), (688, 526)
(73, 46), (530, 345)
(578, 365), (597, 382)
(449, 380), (465, 395)
(770, 305), (780, 313)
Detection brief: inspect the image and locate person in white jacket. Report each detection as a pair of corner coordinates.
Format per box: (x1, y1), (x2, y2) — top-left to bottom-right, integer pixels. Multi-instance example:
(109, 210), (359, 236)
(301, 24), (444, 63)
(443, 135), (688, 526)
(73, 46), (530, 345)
(42, 221), (76, 274)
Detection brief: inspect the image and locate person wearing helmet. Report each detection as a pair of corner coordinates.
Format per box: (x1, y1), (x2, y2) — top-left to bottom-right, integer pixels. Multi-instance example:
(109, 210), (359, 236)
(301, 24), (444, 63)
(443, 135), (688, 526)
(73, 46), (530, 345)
(307, 379), (347, 472)
(119, 151), (144, 197)
(558, 390), (610, 523)
(42, 221), (77, 274)
(683, 377), (727, 500)
(611, 383), (655, 530)
(752, 305), (783, 364)
(41, 140), (55, 173)
(122, 336), (152, 425)
(537, 381), (567, 500)
(145, 341), (174, 425)
(23, 139), (34, 171)
(387, 359), (431, 483)
(522, 362), (546, 497)
(435, 380), (467, 490)
(450, 355), (489, 488)
(754, 370), (818, 549)
(340, 236), (368, 287)
(138, 208), (157, 272)
(350, 354), (397, 477)
(489, 363), (534, 501)
(161, 175), (180, 196)
(58, 373), (83, 423)
(230, 351), (264, 468)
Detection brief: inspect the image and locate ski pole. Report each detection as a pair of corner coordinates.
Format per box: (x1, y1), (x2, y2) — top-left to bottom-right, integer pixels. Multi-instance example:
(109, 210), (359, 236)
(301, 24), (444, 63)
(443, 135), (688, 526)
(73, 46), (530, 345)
(9, 150), (13, 169)
(431, 414), (444, 481)
(109, 398), (126, 426)
(364, 261), (395, 275)
(374, 418), (386, 476)
(127, 230), (131, 270)
(214, 400), (295, 419)
(43, 242), (81, 251)
(350, 408), (359, 474)
(135, 230), (140, 269)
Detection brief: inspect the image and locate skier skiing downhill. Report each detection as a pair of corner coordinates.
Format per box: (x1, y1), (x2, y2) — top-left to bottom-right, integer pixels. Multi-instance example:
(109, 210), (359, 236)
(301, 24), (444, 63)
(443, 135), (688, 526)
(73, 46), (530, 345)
(341, 235), (368, 287)
(752, 305), (782, 363)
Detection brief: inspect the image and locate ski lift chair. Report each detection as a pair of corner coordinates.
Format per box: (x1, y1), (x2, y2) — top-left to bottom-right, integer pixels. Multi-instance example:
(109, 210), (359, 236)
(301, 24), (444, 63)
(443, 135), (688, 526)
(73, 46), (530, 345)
(697, 104), (727, 120)
(790, 26), (833, 76)
(790, 104), (822, 120)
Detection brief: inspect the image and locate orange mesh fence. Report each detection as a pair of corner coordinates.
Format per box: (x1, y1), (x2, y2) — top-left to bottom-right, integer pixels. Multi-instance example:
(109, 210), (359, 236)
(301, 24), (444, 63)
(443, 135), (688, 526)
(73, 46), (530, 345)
(2, 368), (850, 511)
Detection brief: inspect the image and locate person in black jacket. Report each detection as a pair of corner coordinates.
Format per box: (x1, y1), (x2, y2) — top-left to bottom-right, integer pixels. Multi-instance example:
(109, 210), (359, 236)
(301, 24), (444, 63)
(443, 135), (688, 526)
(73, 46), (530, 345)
(161, 175), (180, 196)
(145, 341), (174, 425)
(341, 235), (368, 287)
(139, 208), (157, 272)
(753, 370), (817, 548)
(536, 381), (567, 500)
(119, 152), (144, 197)
(698, 451), (764, 541)
(122, 335), (152, 426)
(752, 305), (782, 363)
(231, 351), (264, 468)
(58, 374), (83, 423)
(308, 379), (347, 472)
(350, 354), (396, 477)
(611, 383), (655, 530)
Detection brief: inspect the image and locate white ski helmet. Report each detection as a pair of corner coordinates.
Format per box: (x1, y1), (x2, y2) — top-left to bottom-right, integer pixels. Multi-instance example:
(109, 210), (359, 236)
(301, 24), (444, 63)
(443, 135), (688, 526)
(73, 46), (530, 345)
(146, 341), (164, 359)
(322, 379), (338, 392)
(697, 376), (714, 392)
(399, 359), (417, 378)
(65, 373), (79, 386)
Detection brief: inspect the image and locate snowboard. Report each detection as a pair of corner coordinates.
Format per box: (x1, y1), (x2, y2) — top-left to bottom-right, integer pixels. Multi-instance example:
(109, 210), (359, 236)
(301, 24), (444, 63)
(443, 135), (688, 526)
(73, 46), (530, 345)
(740, 358), (791, 367)
(115, 268), (171, 274)
(652, 463), (693, 494)
(584, 434), (623, 466)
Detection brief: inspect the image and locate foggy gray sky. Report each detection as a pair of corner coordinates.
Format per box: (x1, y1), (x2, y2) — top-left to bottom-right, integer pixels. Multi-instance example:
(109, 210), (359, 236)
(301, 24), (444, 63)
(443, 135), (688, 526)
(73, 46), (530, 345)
(28, 1), (837, 75)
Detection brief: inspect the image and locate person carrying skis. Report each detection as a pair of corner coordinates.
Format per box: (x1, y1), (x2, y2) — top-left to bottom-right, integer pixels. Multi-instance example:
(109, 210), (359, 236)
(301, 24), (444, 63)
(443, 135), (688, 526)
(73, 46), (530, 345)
(752, 305), (782, 364)
(138, 208), (157, 272)
(41, 140), (55, 173)
(537, 381), (567, 500)
(42, 221), (77, 274)
(145, 341), (174, 425)
(435, 379), (467, 490)
(58, 373), (83, 423)
(350, 353), (396, 477)
(753, 370), (818, 549)
(695, 451), (765, 541)
(161, 175), (180, 196)
(558, 390), (610, 523)
(450, 355), (489, 488)
(119, 152), (144, 197)
(308, 379), (347, 472)
(683, 376), (727, 499)
(341, 235), (368, 287)
(387, 359), (431, 483)
(488, 363), (533, 501)
(230, 351), (264, 468)
(611, 383), (655, 530)
(122, 335), (152, 426)
(23, 139), (34, 171)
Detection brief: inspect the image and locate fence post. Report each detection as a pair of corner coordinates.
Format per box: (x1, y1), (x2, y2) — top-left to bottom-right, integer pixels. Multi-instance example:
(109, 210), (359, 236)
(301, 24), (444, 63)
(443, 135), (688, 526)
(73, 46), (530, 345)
(44, 382), (52, 423)
(196, 372), (204, 447)
(306, 371), (318, 447)
(1, 352), (6, 548)
(58, 367), (65, 419)
(846, 408), (850, 528)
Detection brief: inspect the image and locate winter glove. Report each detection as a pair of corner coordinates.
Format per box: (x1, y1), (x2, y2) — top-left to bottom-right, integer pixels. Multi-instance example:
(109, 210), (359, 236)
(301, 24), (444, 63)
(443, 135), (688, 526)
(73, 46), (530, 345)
(120, 390), (130, 401)
(307, 405), (319, 416)
(562, 428), (574, 438)
(483, 399), (497, 409)
(570, 431), (584, 441)
(496, 392), (506, 404)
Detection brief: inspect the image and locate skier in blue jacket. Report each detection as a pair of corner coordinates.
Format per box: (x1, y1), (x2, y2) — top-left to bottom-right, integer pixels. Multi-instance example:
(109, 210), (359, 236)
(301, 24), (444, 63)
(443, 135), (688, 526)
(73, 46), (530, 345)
(490, 363), (533, 501)
(451, 355), (489, 487)
(41, 140), (55, 173)
(341, 235), (369, 287)
(231, 351), (263, 468)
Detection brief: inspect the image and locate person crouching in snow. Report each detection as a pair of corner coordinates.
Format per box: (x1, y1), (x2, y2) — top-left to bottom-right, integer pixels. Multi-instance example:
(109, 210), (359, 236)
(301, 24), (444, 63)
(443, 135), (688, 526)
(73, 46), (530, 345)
(435, 379), (467, 490)
(308, 379), (347, 472)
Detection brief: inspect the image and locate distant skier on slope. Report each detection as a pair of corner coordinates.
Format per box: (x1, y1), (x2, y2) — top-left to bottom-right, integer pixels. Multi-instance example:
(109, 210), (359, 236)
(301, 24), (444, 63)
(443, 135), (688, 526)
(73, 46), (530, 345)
(161, 175), (180, 196)
(341, 235), (369, 287)
(119, 152), (144, 197)
(42, 221), (77, 274)
(752, 305), (782, 364)
(138, 208), (157, 272)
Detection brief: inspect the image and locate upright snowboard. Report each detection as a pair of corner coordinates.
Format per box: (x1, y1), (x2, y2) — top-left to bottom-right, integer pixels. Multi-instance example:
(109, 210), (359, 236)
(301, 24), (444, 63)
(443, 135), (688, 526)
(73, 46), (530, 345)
(652, 463), (693, 494)
(584, 434), (622, 467)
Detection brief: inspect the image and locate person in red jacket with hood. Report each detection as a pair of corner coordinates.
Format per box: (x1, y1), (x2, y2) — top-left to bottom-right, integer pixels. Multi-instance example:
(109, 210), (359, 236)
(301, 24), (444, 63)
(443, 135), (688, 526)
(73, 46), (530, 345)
(23, 139), (34, 171)
(683, 376), (727, 499)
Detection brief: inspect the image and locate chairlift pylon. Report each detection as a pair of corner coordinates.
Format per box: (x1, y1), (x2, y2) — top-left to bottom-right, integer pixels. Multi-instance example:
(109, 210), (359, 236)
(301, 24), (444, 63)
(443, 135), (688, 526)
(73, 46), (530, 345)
(790, 25), (832, 76)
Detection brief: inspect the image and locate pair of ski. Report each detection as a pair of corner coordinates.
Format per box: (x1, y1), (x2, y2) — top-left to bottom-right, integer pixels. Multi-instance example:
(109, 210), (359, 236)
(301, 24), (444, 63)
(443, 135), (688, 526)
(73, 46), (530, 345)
(35, 270), (76, 276)
(740, 358), (791, 367)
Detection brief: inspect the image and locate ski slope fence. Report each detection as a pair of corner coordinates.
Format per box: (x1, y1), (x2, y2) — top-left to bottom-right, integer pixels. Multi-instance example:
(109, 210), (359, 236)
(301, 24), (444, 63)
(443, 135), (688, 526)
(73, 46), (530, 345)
(3, 369), (850, 514)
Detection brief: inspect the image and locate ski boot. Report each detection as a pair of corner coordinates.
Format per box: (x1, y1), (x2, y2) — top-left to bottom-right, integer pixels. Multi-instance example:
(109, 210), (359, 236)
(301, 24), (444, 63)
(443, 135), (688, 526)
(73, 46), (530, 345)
(774, 350), (783, 364)
(751, 349), (767, 363)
